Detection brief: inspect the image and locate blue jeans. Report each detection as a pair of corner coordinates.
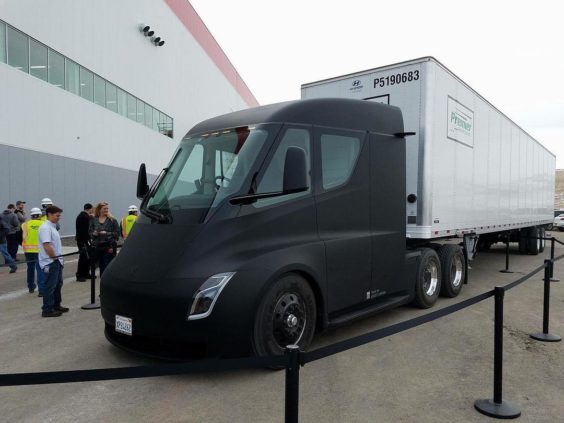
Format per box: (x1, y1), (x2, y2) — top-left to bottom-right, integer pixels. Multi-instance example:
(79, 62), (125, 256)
(0, 242), (17, 270)
(42, 260), (63, 312)
(25, 252), (45, 293)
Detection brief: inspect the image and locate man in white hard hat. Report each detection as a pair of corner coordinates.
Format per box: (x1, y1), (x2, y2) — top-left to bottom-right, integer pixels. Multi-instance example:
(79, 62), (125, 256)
(22, 208), (45, 295)
(40, 198), (53, 222)
(120, 205), (138, 240)
(40, 198), (60, 231)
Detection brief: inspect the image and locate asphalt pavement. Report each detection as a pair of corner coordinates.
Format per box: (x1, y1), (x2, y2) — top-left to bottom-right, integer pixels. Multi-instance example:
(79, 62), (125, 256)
(0, 236), (563, 422)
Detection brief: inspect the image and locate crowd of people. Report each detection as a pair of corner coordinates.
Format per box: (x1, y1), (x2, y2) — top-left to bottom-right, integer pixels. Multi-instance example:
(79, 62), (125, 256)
(0, 199), (139, 318)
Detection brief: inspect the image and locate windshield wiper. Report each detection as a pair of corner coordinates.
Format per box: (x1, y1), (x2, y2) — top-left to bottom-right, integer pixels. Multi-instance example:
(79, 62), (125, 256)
(141, 206), (172, 223)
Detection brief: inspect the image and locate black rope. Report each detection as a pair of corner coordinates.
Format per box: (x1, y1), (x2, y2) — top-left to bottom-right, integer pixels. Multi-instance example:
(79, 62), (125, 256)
(0, 354), (287, 387)
(303, 290), (494, 363)
(0, 243), (560, 386)
(1, 245), (124, 268)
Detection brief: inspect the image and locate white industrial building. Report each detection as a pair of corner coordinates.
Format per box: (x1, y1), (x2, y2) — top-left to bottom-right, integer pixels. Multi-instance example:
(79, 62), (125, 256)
(0, 0), (258, 235)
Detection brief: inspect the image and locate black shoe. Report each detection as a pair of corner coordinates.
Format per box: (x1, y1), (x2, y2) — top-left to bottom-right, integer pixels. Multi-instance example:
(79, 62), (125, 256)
(55, 306), (69, 313)
(9, 267), (17, 274)
(42, 310), (63, 317)
(76, 277), (87, 282)
(38, 292), (43, 297)
(29, 288), (35, 293)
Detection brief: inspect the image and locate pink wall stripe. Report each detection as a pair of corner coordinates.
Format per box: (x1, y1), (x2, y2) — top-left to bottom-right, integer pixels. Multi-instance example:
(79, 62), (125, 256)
(164, 0), (259, 107)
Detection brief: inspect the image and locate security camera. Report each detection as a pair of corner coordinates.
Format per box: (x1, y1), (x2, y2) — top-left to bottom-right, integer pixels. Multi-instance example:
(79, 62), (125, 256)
(158, 40), (165, 47)
(151, 36), (161, 45)
(139, 24), (153, 36)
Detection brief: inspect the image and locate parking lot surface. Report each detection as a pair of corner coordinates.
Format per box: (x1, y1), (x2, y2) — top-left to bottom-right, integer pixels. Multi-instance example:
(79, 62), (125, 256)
(1, 236), (563, 422)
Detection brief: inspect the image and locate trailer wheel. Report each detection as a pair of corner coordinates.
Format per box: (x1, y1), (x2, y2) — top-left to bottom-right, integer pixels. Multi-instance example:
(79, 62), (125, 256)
(253, 274), (316, 362)
(437, 245), (465, 298)
(539, 227), (545, 253)
(527, 227), (540, 255)
(413, 248), (441, 309)
(519, 231), (528, 255)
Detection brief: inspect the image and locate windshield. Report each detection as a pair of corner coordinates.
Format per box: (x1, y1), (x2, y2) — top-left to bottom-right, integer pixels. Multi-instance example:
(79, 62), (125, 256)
(143, 124), (275, 224)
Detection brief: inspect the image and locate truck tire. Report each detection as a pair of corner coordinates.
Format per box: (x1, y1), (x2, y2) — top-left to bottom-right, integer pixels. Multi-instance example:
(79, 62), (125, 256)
(253, 274), (316, 362)
(413, 248), (441, 309)
(437, 245), (465, 298)
(527, 227), (540, 255)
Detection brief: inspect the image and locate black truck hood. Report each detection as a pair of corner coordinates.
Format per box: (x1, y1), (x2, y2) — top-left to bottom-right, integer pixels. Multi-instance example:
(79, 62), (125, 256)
(105, 222), (202, 284)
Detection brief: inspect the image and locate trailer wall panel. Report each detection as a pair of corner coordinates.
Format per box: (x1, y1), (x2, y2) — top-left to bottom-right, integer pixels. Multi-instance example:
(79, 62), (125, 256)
(301, 57), (555, 239)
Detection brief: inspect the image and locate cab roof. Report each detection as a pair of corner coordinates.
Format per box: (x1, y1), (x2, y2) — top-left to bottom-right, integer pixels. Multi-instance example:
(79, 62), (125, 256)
(187, 98), (404, 136)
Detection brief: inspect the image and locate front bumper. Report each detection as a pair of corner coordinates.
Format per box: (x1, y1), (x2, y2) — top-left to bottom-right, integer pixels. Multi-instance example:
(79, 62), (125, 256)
(100, 272), (261, 359)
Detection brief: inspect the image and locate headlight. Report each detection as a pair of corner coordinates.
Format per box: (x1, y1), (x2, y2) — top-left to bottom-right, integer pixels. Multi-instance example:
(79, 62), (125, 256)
(187, 272), (235, 320)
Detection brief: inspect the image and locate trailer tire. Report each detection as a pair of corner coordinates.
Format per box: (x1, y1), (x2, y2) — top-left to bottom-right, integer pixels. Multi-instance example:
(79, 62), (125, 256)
(413, 248), (441, 309)
(519, 231), (528, 255)
(539, 227), (545, 253)
(437, 245), (465, 298)
(527, 227), (540, 255)
(252, 274), (316, 364)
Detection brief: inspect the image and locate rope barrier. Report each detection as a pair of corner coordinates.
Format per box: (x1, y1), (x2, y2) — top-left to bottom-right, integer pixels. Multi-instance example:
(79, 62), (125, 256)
(0, 245), (124, 268)
(0, 251), (556, 387)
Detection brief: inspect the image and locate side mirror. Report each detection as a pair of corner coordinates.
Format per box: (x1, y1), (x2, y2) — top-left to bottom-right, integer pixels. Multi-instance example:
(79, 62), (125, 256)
(136, 163), (149, 199)
(283, 146), (308, 193)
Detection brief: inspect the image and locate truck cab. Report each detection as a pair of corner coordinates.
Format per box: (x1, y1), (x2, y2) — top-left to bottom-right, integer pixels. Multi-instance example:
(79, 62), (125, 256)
(101, 98), (429, 358)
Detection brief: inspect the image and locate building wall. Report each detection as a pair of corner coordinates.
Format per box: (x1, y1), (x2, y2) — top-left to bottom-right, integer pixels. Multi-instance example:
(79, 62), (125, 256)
(0, 0), (257, 235)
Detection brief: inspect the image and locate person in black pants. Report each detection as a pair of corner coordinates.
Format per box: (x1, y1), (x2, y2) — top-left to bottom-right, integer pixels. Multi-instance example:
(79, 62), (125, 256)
(89, 202), (120, 277)
(3, 204), (20, 261)
(75, 203), (93, 281)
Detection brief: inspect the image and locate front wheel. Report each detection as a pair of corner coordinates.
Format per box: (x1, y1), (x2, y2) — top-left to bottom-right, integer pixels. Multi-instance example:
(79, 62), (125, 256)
(413, 248), (441, 309)
(253, 274), (317, 359)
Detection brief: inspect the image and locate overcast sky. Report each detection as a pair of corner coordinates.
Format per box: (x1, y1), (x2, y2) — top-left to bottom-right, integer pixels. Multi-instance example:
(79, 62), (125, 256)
(190, 0), (564, 167)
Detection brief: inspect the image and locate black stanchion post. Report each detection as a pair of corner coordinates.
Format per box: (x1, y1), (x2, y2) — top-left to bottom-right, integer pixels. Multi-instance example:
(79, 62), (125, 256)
(549, 238), (559, 282)
(475, 286), (521, 419)
(500, 237), (513, 274)
(81, 250), (100, 310)
(530, 261), (561, 342)
(285, 345), (301, 423)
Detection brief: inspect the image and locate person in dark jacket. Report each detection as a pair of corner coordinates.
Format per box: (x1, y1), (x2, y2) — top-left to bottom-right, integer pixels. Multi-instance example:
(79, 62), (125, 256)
(15, 200), (27, 247)
(75, 203), (93, 281)
(0, 212), (17, 273)
(3, 204), (20, 261)
(89, 202), (120, 277)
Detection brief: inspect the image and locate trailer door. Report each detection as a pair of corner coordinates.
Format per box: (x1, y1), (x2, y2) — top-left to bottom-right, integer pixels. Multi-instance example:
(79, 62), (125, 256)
(314, 127), (371, 313)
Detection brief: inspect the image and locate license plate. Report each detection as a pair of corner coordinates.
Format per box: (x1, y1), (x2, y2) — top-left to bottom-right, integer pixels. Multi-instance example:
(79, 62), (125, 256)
(115, 315), (133, 336)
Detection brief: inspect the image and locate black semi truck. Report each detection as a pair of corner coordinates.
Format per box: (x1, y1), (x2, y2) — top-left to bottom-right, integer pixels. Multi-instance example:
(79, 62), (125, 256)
(100, 97), (551, 359)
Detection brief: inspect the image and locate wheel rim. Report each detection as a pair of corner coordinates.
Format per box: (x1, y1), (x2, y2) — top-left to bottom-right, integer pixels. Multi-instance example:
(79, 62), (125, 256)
(272, 292), (307, 348)
(450, 255), (463, 288)
(423, 261), (438, 296)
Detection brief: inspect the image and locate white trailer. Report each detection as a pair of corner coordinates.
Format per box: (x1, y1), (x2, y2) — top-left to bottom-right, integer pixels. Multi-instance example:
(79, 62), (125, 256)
(301, 57), (555, 250)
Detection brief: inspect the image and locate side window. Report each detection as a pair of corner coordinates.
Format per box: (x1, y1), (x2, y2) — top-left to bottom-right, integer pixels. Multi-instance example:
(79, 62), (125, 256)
(255, 128), (311, 207)
(321, 133), (361, 190)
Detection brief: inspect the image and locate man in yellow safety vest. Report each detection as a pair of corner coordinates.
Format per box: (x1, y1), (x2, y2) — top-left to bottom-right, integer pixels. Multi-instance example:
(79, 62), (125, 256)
(22, 208), (45, 295)
(121, 205), (138, 240)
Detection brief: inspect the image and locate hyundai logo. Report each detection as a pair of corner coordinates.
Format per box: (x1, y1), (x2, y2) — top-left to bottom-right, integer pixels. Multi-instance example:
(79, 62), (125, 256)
(352, 80), (361, 87)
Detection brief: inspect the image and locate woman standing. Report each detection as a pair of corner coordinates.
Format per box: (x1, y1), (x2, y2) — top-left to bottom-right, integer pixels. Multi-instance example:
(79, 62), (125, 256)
(89, 202), (120, 277)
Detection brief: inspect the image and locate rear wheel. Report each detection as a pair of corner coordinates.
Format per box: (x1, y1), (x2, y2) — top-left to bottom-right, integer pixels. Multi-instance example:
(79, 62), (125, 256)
(527, 227), (540, 255)
(539, 227), (545, 253)
(437, 245), (465, 298)
(413, 248), (441, 309)
(253, 274), (316, 359)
